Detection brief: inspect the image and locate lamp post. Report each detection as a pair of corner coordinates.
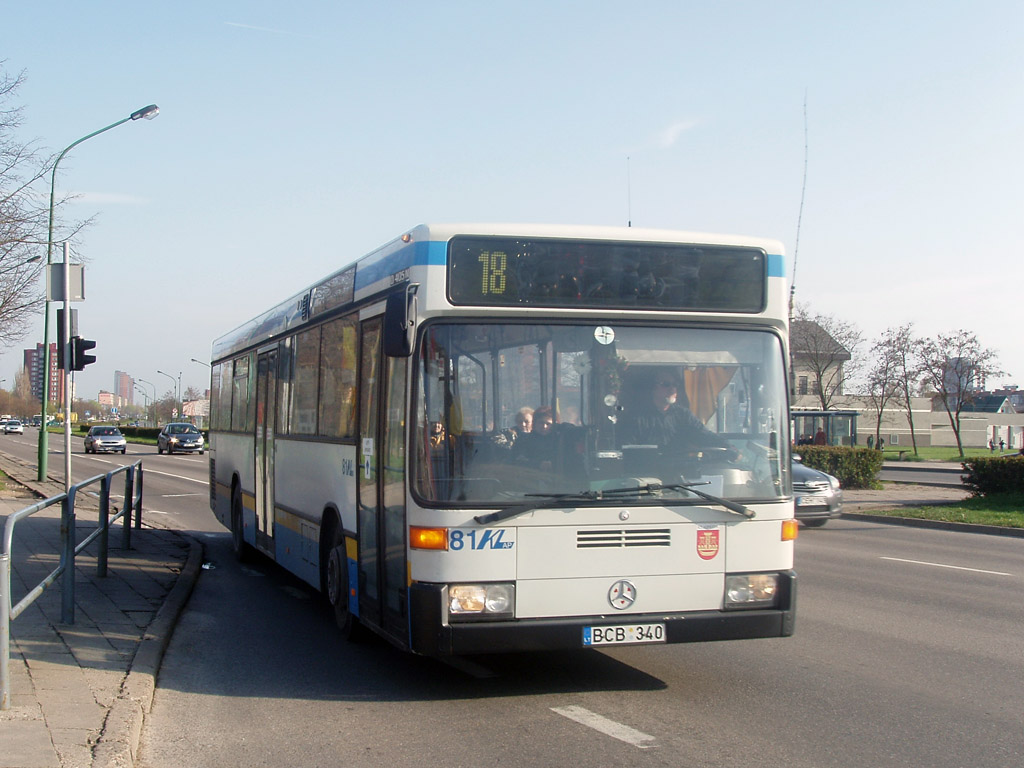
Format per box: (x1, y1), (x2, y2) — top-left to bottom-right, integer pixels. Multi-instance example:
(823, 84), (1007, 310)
(0, 255), (41, 276)
(37, 104), (160, 482)
(156, 370), (180, 419)
(138, 378), (157, 427)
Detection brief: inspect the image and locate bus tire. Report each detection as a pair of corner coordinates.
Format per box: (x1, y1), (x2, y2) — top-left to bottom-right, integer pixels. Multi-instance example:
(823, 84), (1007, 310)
(326, 529), (365, 641)
(230, 483), (251, 562)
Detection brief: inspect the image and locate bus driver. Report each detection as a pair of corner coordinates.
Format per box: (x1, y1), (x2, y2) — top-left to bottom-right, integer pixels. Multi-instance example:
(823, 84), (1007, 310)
(620, 371), (737, 460)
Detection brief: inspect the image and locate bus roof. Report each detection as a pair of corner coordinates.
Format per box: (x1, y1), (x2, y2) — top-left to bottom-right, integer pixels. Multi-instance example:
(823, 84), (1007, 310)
(210, 223), (786, 362)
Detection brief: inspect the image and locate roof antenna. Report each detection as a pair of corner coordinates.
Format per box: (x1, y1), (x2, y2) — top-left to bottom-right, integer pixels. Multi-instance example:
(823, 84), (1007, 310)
(626, 156), (632, 227)
(790, 91), (809, 321)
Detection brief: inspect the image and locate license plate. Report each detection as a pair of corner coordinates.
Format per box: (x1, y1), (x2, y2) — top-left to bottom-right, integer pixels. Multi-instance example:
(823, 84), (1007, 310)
(796, 495), (824, 506)
(583, 623), (666, 646)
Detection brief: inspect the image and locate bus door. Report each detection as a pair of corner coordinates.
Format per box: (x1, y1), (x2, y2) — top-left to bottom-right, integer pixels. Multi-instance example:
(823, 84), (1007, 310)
(358, 318), (409, 640)
(254, 347), (278, 555)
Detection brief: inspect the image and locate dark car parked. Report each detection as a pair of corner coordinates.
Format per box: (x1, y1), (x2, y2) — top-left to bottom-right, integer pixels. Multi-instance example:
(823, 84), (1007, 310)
(792, 456), (843, 527)
(84, 426), (127, 454)
(157, 422), (205, 455)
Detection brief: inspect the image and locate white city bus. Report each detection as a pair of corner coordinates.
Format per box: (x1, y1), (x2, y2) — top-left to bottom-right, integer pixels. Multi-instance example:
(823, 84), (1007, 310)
(208, 223), (797, 655)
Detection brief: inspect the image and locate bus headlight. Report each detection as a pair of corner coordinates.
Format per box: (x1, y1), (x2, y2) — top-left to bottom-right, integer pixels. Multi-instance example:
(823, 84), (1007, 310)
(724, 573), (779, 609)
(448, 583), (515, 621)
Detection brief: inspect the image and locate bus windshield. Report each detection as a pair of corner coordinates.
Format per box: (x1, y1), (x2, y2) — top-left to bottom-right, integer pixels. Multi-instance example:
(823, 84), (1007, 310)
(413, 322), (789, 506)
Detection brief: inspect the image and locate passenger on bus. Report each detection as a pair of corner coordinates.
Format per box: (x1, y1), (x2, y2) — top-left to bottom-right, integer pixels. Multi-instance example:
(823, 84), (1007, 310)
(511, 405), (559, 471)
(492, 406), (533, 449)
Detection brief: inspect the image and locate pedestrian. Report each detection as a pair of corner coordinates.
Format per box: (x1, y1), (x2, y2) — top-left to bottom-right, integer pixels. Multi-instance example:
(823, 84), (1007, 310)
(999, 439), (1005, 451)
(867, 435), (874, 450)
(813, 428), (826, 445)
(989, 439), (995, 452)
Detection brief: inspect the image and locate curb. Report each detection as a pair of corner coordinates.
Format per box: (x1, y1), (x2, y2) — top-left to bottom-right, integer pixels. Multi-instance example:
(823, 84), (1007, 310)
(842, 512), (1024, 538)
(92, 536), (204, 768)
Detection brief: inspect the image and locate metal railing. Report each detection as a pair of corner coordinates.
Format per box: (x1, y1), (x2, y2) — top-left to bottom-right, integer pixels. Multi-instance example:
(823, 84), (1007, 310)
(1, 460), (144, 710)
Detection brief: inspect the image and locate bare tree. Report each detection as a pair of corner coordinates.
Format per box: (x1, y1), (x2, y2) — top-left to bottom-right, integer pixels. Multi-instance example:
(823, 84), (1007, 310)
(880, 323), (925, 455)
(0, 65), (49, 344)
(865, 331), (902, 449)
(0, 63), (91, 348)
(791, 303), (863, 410)
(918, 330), (1004, 457)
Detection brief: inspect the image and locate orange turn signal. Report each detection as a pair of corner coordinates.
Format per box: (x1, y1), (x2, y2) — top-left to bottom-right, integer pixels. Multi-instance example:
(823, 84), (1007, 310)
(781, 519), (799, 541)
(410, 526), (448, 550)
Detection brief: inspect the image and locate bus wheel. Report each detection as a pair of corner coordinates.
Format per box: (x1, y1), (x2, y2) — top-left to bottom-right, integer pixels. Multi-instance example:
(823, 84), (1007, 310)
(326, 531), (364, 641)
(230, 485), (250, 562)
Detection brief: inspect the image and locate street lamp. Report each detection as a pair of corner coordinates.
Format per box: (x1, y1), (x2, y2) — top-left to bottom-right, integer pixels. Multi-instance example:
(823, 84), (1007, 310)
(37, 104), (160, 481)
(0, 255), (41, 276)
(138, 378), (157, 427)
(156, 370), (180, 418)
(190, 358), (210, 368)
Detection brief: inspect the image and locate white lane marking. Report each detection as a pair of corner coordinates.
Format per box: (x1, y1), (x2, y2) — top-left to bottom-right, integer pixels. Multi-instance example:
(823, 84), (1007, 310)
(551, 706), (657, 749)
(161, 493), (203, 498)
(70, 456), (206, 485)
(141, 467), (208, 485)
(880, 556), (1012, 577)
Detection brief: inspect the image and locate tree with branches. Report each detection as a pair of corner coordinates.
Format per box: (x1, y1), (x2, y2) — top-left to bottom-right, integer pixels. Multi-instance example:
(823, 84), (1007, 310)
(0, 63), (90, 352)
(791, 303), (863, 410)
(918, 330), (1004, 458)
(864, 330), (902, 450)
(876, 323), (925, 455)
(0, 65), (49, 346)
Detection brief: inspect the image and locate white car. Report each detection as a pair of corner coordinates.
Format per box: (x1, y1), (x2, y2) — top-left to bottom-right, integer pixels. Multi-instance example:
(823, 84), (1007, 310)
(3, 419), (24, 435)
(84, 426), (127, 454)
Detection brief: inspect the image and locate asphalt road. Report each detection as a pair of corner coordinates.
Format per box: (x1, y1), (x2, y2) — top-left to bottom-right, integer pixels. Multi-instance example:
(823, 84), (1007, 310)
(4, 433), (1021, 766)
(142, 470), (1023, 766)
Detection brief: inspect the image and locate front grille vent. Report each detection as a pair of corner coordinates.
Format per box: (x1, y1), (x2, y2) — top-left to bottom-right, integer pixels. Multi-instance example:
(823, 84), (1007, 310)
(577, 528), (671, 549)
(793, 481), (829, 493)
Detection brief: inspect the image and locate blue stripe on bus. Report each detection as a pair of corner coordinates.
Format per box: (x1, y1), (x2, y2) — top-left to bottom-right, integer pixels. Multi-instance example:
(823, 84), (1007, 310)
(355, 241), (447, 290)
(353, 242), (784, 287)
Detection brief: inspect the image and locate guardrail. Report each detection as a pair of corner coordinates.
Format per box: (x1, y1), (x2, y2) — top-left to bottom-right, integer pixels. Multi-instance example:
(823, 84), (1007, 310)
(0, 460), (144, 710)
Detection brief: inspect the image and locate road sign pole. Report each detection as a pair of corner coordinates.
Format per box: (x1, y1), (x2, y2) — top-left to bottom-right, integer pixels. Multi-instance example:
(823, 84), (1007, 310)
(62, 243), (72, 494)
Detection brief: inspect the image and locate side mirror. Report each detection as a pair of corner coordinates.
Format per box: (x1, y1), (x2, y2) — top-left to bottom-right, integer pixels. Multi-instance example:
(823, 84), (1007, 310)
(384, 283), (419, 357)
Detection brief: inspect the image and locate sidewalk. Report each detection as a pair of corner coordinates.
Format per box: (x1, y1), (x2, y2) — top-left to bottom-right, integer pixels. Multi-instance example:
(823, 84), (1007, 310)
(0, 454), (202, 768)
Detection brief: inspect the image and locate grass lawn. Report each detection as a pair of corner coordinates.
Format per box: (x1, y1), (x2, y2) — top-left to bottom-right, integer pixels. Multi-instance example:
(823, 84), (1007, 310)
(882, 445), (1020, 462)
(856, 493), (1024, 529)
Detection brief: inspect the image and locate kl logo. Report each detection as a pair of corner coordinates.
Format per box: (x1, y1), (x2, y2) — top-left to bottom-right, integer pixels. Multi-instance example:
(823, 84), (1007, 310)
(696, 529), (720, 560)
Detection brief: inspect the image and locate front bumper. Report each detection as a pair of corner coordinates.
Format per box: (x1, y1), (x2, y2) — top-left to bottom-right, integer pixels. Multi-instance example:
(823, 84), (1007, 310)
(91, 443), (126, 453)
(168, 441), (204, 452)
(408, 571), (796, 656)
(794, 496), (843, 521)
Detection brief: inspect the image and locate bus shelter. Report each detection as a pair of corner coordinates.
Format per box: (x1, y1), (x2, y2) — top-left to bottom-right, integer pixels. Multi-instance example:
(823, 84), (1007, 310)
(791, 409), (859, 447)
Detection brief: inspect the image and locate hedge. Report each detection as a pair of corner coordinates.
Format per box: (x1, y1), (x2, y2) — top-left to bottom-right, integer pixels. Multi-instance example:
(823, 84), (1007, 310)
(794, 445), (884, 490)
(961, 456), (1024, 496)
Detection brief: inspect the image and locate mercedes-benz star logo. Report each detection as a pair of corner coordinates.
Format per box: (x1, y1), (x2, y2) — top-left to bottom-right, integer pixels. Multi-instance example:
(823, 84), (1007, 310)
(608, 580), (637, 610)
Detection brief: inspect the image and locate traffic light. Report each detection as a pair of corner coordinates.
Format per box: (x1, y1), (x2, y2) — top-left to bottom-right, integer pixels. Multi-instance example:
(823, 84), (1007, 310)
(71, 336), (97, 371)
(56, 309), (78, 370)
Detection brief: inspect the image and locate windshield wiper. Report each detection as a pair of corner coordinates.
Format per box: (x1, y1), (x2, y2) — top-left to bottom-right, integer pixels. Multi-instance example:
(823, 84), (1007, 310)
(474, 490), (608, 525)
(658, 482), (756, 519)
(473, 482), (755, 525)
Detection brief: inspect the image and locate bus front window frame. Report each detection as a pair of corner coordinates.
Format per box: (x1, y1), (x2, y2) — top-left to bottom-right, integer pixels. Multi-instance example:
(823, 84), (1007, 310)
(412, 319), (788, 508)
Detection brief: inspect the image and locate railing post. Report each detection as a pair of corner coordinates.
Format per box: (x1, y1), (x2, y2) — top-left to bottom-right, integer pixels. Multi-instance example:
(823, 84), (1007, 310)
(134, 465), (144, 531)
(60, 488), (77, 624)
(122, 467), (135, 549)
(98, 474), (110, 577)
(1, 550), (11, 710)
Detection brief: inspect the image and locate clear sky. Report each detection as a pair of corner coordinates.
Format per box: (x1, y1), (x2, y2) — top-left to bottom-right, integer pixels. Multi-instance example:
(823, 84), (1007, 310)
(2, 1), (1021, 404)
